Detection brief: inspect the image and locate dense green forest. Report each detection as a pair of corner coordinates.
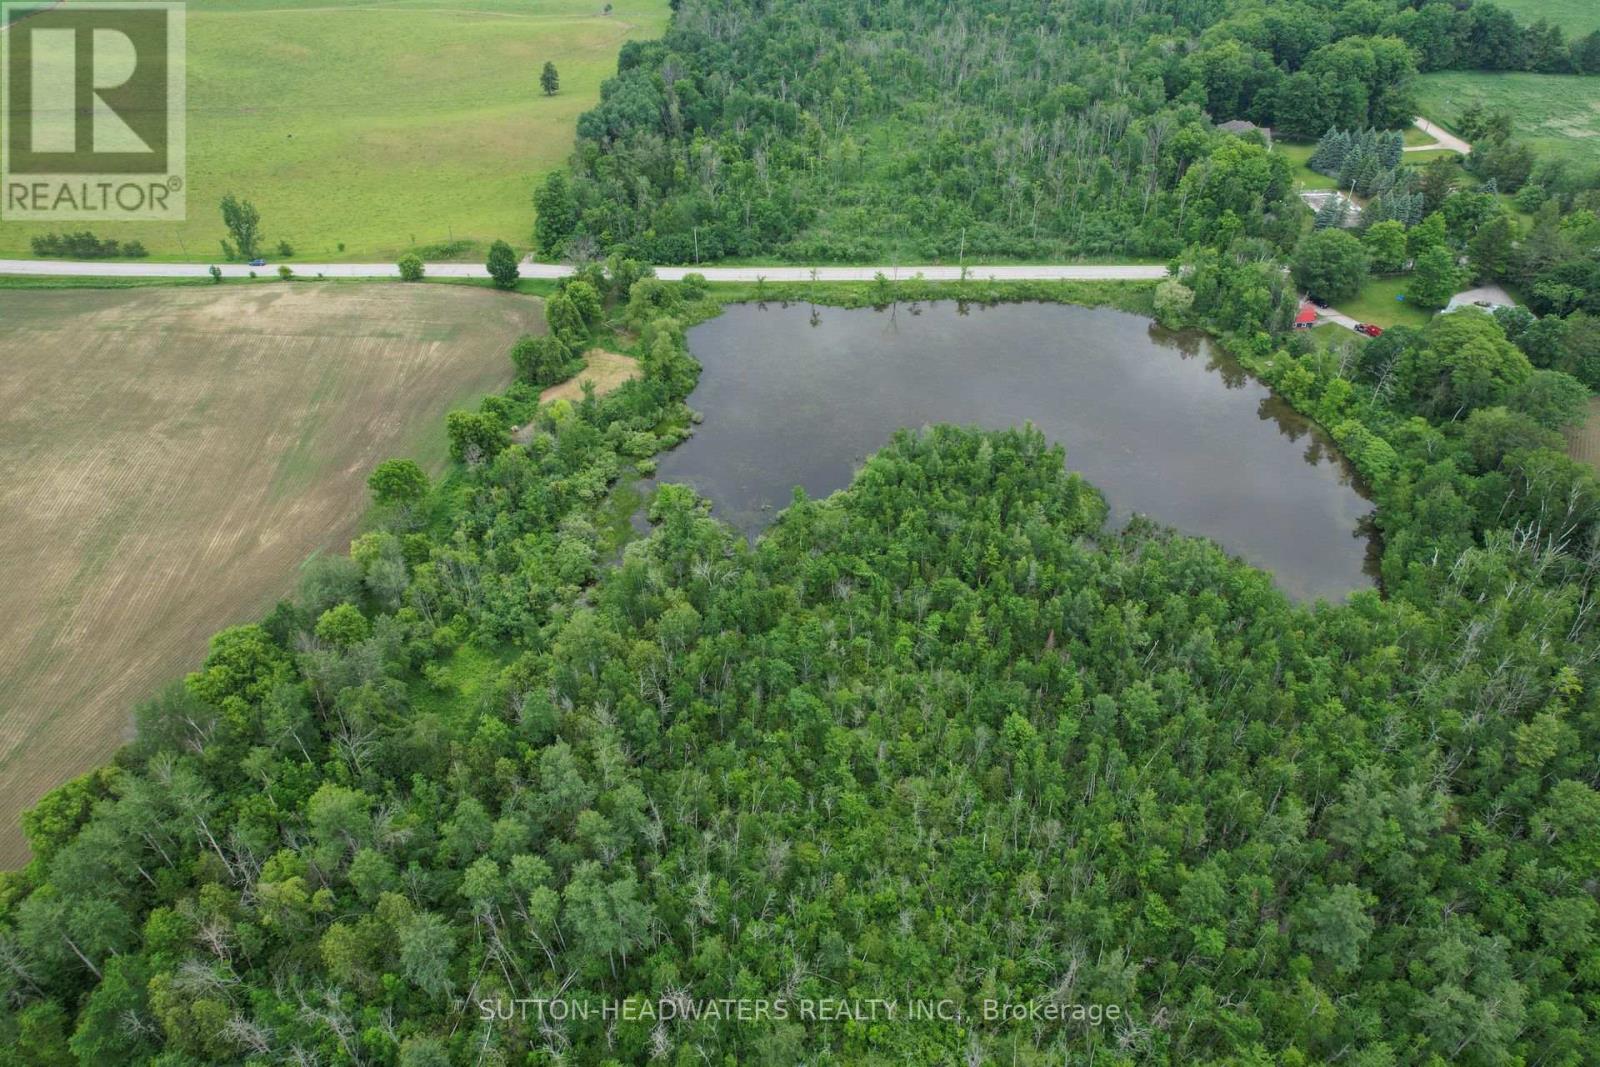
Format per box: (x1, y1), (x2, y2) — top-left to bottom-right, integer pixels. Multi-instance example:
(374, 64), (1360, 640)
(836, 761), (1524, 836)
(532, 0), (1600, 263)
(8, 0), (1600, 1063)
(5, 270), (1600, 1062)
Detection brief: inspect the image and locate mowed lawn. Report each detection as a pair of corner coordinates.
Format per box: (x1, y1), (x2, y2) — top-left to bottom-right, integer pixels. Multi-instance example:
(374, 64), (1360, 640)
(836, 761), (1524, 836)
(1277, 142), (1340, 191)
(1414, 71), (1600, 165)
(0, 0), (669, 260)
(1334, 277), (1437, 330)
(0, 283), (538, 863)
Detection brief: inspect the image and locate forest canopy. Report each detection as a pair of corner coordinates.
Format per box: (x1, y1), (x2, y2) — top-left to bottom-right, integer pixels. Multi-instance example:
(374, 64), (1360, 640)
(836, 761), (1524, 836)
(2, 263), (1598, 1063)
(533, 0), (1598, 264)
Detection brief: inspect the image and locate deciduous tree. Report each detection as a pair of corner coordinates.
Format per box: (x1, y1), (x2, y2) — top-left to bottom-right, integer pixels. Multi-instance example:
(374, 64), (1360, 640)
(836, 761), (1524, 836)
(219, 194), (262, 260)
(1292, 228), (1370, 302)
(486, 239), (519, 289)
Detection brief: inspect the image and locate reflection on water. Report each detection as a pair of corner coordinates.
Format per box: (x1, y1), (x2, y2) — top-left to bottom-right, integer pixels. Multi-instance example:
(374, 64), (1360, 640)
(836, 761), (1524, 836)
(655, 301), (1377, 601)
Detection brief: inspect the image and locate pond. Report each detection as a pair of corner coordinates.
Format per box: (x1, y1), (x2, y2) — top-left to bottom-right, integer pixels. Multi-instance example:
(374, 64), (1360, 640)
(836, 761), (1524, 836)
(654, 301), (1377, 601)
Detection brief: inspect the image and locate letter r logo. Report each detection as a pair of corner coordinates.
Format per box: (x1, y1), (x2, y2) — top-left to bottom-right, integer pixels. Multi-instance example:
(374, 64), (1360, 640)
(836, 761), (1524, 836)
(3, 3), (180, 173)
(2, 2), (185, 220)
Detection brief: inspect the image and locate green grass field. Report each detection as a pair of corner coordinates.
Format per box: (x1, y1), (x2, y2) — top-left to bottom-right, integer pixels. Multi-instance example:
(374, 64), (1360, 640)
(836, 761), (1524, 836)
(1403, 149), (1467, 167)
(1277, 142), (1340, 191)
(0, 0), (669, 260)
(1415, 71), (1600, 166)
(1492, 0), (1600, 38)
(1334, 276), (1437, 330)
(1302, 323), (1360, 353)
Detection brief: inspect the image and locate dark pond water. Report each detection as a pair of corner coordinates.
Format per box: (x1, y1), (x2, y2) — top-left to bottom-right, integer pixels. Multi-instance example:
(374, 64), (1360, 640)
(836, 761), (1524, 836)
(655, 301), (1377, 601)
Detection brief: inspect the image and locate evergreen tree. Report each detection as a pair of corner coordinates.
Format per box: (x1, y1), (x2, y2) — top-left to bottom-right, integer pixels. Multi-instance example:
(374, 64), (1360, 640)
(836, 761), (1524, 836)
(533, 172), (578, 259)
(1312, 128), (1353, 176)
(1308, 127), (1342, 172)
(1379, 130), (1404, 170)
(1315, 194), (1349, 229)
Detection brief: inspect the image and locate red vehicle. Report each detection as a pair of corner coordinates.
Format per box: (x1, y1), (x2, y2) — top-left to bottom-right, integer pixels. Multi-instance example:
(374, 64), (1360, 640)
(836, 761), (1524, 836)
(1353, 323), (1384, 338)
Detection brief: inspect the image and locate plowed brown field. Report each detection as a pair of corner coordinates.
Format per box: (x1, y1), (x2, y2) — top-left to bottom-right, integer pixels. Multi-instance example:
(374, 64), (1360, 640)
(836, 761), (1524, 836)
(0, 283), (537, 864)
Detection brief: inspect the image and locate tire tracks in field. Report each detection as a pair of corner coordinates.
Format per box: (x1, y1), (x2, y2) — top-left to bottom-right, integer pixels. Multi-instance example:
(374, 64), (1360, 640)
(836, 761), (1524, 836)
(0, 285), (538, 864)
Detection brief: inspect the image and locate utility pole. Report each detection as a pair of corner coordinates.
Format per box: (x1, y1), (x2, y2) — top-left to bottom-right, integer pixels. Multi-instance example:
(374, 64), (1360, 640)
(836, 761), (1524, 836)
(694, 226), (699, 264)
(958, 228), (966, 268)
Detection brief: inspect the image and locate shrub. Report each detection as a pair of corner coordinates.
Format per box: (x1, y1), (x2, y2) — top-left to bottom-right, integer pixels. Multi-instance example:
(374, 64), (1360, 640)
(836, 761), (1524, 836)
(30, 231), (138, 258)
(510, 334), (578, 387)
(679, 272), (709, 300)
(486, 240), (519, 289)
(1153, 279), (1195, 327)
(545, 293), (589, 351)
(603, 254), (652, 301)
(1332, 420), (1399, 484)
(444, 410), (509, 464)
(367, 459), (429, 508)
(564, 279), (603, 326)
(398, 254), (425, 282)
(413, 240), (474, 259)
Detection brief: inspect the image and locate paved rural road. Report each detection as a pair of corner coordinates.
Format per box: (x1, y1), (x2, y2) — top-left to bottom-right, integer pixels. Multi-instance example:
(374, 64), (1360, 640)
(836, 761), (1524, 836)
(0, 258), (1170, 282)
(1406, 117), (1472, 155)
